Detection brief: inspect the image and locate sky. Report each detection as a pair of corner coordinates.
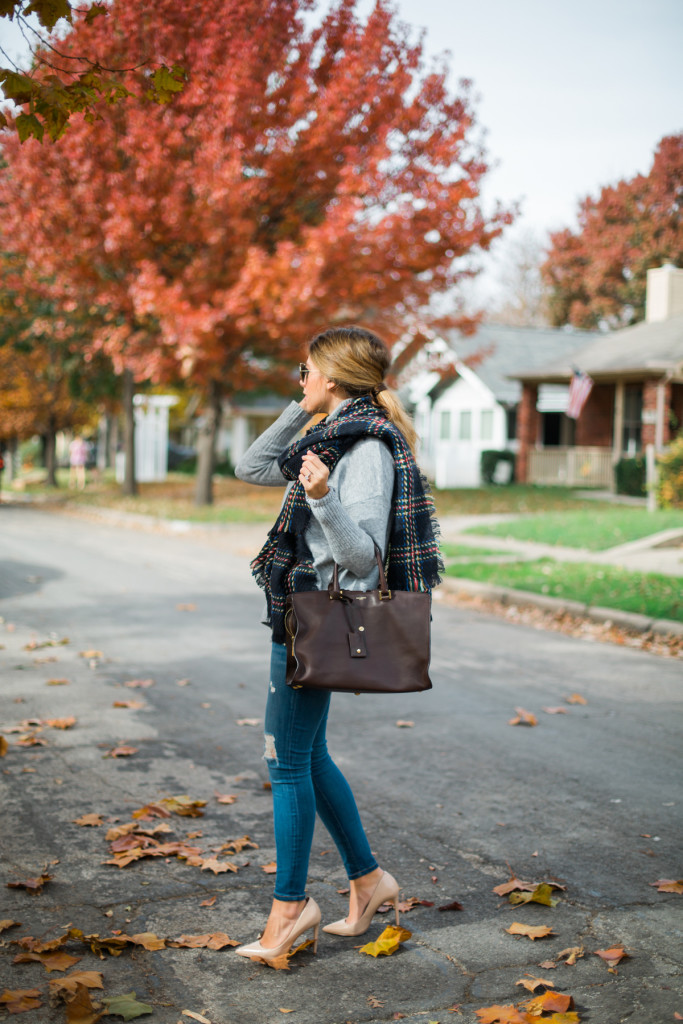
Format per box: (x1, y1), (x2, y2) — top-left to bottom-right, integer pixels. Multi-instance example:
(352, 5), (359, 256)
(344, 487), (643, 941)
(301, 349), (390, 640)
(2, 0), (682, 302)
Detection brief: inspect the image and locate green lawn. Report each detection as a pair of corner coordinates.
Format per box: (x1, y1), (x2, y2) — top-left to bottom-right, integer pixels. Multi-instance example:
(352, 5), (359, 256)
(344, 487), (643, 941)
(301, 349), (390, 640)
(466, 508), (683, 551)
(445, 558), (683, 622)
(440, 543), (511, 559)
(432, 485), (617, 517)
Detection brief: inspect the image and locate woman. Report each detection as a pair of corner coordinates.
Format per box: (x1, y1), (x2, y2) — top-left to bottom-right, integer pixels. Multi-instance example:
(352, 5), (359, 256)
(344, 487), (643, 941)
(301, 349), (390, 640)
(233, 326), (442, 963)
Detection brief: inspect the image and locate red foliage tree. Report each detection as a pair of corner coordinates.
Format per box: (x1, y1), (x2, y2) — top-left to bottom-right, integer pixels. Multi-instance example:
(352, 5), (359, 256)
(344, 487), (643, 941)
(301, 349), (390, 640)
(542, 133), (683, 329)
(0, 0), (513, 502)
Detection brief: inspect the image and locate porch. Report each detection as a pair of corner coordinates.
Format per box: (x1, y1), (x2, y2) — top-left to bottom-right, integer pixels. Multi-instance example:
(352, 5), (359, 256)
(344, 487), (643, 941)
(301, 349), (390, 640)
(528, 446), (615, 488)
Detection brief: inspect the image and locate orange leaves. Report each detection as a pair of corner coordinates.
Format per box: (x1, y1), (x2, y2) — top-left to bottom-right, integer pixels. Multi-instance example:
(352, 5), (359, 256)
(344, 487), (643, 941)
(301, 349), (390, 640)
(515, 977), (556, 993)
(247, 937), (315, 971)
(523, 990), (574, 1014)
(475, 1006), (527, 1024)
(219, 835), (258, 855)
(650, 878), (683, 894)
(563, 694), (587, 705)
(555, 947), (584, 966)
(359, 925), (412, 957)
(594, 946), (629, 968)
(0, 736), (7, 757)
(0, 921), (21, 934)
(73, 814), (104, 827)
(43, 716), (77, 729)
(505, 923), (554, 941)
(112, 699), (146, 710)
(261, 861), (277, 874)
(508, 708), (538, 727)
(105, 745), (138, 758)
(167, 933), (238, 950)
(13, 950), (81, 972)
(0, 989), (43, 1013)
(7, 872), (53, 894)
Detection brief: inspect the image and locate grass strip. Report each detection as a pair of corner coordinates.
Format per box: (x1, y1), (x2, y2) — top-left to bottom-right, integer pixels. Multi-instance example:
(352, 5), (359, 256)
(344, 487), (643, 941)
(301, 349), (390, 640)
(441, 543), (512, 559)
(445, 558), (683, 622)
(466, 508), (683, 551)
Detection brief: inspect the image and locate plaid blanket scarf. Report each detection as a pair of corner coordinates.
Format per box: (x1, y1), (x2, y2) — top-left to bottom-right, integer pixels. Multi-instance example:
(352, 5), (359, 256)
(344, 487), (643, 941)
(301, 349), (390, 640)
(250, 395), (443, 644)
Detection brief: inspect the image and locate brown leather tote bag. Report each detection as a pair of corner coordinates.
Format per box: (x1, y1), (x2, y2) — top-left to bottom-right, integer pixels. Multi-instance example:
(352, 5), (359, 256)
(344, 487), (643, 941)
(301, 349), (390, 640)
(284, 548), (432, 694)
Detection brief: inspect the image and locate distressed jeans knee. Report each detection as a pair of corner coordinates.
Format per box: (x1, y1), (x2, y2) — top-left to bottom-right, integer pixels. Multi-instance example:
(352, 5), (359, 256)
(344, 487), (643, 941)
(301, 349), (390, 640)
(263, 732), (278, 763)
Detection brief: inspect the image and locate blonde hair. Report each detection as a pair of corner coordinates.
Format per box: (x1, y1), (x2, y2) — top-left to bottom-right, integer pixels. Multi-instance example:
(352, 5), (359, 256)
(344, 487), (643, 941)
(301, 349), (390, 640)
(309, 325), (418, 454)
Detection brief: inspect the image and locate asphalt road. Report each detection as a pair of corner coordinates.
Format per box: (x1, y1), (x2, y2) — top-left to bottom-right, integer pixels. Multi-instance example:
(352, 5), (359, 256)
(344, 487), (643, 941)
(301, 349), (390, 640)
(1, 506), (681, 1024)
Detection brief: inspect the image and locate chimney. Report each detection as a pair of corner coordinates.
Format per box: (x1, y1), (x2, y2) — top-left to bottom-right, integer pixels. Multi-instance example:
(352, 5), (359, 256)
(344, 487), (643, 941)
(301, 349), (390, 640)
(645, 264), (683, 322)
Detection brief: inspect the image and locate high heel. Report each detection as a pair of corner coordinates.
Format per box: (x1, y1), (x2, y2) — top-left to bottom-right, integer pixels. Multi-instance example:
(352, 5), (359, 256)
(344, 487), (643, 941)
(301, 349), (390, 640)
(235, 897), (321, 961)
(323, 871), (400, 936)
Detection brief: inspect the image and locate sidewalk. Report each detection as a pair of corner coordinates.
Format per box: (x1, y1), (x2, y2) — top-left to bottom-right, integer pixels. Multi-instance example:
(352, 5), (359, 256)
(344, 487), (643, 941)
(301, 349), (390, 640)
(438, 515), (683, 638)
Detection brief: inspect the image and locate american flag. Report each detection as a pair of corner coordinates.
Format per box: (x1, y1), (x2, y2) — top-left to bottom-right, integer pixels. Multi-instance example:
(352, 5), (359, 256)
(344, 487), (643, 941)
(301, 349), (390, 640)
(566, 370), (593, 420)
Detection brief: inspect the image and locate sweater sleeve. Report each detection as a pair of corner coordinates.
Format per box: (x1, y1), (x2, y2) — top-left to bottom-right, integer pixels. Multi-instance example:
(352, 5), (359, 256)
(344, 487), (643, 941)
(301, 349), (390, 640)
(233, 402), (311, 486)
(307, 438), (394, 578)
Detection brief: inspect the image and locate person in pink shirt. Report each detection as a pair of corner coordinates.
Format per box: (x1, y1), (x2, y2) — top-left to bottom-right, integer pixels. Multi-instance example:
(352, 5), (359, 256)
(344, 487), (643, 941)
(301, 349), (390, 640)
(69, 436), (88, 490)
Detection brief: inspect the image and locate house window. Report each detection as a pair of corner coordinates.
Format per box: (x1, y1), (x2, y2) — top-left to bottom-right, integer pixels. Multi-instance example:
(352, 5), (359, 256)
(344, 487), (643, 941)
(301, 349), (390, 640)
(622, 385), (642, 455)
(506, 406), (517, 442)
(459, 410), (472, 440)
(480, 409), (493, 442)
(439, 410), (451, 440)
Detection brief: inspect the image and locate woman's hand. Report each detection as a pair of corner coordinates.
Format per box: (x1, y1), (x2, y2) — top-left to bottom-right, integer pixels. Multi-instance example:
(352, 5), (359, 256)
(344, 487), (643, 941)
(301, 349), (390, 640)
(299, 450), (329, 499)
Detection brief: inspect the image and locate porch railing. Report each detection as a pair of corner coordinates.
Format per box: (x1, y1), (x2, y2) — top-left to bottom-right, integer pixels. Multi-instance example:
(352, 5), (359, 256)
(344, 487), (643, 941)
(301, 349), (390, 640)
(528, 447), (614, 488)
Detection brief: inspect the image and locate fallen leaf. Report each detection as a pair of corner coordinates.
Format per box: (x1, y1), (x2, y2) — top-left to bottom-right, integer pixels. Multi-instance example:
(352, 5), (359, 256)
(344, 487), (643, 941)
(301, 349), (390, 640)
(564, 693), (587, 704)
(67, 929), (129, 958)
(437, 900), (463, 912)
(542, 707), (568, 715)
(538, 960), (557, 970)
(523, 991), (573, 1014)
(176, 678), (190, 686)
(395, 720), (414, 728)
(674, 1014), (682, 1021)
(595, 946), (629, 967)
(48, 972), (104, 997)
(176, 603), (197, 611)
(131, 803), (172, 820)
(219, 835), (258, 854)
(0, 988), (43, 1013)
(0, 920), (20, 933)
(182, 1012), (212, 1024)
(79, 650), (103, 659)
(650, 878), (683, 894)
(7, 872), (52, 893)
(555, 946), (584, 965)
(123, 678), (155, 688)
(44, 716), (77, 729)
(46, 678), (70, 685)
(214, 792), (238, 805)
(509, 883), (559, 908)
(359, 924), (412, 957)
(158, 796), (206, 817)
(118, 932), (166, 951)
(368, 996), (385, 1007)
(248, 936), (314, 970)
(508, 707), (538, 726)
(13, 950), (81, 972)
(261, 861), (277, 874)
(474, 1006), (527, 1024)
(73, 814), (104, 827)
(101, 991), (153, 1019)
(0, 736), (8, 757)
(200, 897), (216, 908)
(279, 1010), (296, 1015)
(169, 933), (239, 950)
(112, 700), (146, 710)
(515, 976), (556, 992)
(235, 718), (260, 726)
(505, 923), (554, 940)
(107, 746), (139, 758)
(197, 857), (238, 875)
(15, 934), (69, 952)
(16, 733), (48, 747)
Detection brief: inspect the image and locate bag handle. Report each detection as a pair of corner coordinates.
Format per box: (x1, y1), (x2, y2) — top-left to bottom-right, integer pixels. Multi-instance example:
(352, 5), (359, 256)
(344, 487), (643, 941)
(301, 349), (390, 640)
(330, 545), (390, 599)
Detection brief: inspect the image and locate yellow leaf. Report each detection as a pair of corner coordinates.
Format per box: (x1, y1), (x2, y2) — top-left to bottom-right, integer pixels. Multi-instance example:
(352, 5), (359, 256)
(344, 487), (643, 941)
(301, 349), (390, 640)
(509, 883), (559, 908)
(505, 922), (554, 940)
(508, 707), (538, 726)
(359, 924), (412, 957)
(46, 678), (70, 685)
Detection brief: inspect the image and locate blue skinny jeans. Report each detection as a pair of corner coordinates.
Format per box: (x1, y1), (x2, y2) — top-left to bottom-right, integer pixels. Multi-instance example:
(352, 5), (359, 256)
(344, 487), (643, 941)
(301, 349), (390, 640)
(263, 641), (378, 901)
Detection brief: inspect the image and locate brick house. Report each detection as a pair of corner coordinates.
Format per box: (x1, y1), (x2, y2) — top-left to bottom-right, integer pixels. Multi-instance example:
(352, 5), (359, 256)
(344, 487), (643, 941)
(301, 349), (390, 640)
(512, 265), (683, 487)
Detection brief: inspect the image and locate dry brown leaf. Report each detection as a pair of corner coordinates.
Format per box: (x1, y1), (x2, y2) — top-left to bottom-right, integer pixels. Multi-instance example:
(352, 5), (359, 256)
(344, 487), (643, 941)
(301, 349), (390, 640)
(523, 991), (573, 1014)
(44, 716), (77, 729)
(437, 900), (463, 912)
(7, 872), (52, 893)
(0, 736), (8, 757)
(279, 1011), (295, 1016)
(367, 995), (385, 1007)
(261, 861), (277, 874)
(564, 693), (587, 704)
(46, 677), (70, 685)
(13, 950), (81, 972)
(200, 897), (216, 908)
(556, 946), (584, 965)
(61, 982), (102, 1024)
(595, 946), (629, 967)
(176, 603), (197, 611)
(106, 746), (139, 758)
(650, 878), (683, 894)
(506, 922), (554, 940)
(197, 857), (238, 875)
(48, 972), (104, 997)
(112, 700), (145, 709)
(67, 929), (129, 958)
(0, 920), (21, 934)
(123, 678), (155, 688)
(16, 733), (48, 747)
(219, 835), (258, 855)
(474, 1006), (527, 1024)
(182, 1012), (211, 1024)
(542, 706), (568, 715)
(79, 650), (102, 658)
(73, 814), (104, 827)
(515, 976), (556, 992)
(395, 720), (414, 728)
(158, 796), (206, 817)
(118, 932), (166, 951)
(508, 707), (538, 726)
(131, 803), (172, 820)
(538, 960), (557, 970)
(247, 936), (314, 970)
(16, 934), (68, 952)
(169, 933), (238, 950)
(0, 988), (43, 1013)
(176, 678), (190, 686)
(214, 792), (238, 805)
(493, 877), (538, 896)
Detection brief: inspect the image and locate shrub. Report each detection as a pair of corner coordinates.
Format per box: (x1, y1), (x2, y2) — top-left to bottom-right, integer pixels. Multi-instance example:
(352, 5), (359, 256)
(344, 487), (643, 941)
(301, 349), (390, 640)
(656, 434), (683, 508)
(614, 456), (646, 497)
(481, 449), (515, 485)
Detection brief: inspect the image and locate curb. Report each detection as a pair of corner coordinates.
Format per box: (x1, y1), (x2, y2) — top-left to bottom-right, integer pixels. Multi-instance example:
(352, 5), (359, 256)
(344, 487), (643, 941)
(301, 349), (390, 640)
(440, 575), (683, 639)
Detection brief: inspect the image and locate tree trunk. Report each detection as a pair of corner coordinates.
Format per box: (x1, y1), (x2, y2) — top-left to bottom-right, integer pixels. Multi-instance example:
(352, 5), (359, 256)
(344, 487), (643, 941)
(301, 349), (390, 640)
(194, 379), (222, 506)
(122, 368), (137, 497)
(45, 416), (58, 487)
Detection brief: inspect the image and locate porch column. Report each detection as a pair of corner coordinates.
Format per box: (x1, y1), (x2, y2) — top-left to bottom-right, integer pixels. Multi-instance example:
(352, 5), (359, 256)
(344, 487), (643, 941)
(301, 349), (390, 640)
(515, 383), (539, 483)
(613, 381), (624, 462)
(655, 380), (672, 450)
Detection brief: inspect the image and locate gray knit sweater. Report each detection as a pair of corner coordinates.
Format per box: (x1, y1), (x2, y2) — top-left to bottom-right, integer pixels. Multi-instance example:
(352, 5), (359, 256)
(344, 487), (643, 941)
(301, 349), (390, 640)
(234, 400), (395, 594)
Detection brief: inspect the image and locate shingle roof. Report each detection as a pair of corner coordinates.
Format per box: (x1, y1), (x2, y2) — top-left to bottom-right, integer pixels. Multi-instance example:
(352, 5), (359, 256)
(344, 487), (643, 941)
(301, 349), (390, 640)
(441, 323), (598, 404)
(509, 313), (683, 382)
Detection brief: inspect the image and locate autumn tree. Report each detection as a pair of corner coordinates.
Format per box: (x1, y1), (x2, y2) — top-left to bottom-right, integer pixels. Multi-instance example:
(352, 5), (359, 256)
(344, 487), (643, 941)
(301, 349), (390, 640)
(542, 133), (683, 329)
(0, 0), (513, 503)
(487, 229), (551, 327)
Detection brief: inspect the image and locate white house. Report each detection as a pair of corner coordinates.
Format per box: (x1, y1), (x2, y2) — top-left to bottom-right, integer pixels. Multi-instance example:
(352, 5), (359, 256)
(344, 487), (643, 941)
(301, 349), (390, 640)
(401, 323), (599, 488)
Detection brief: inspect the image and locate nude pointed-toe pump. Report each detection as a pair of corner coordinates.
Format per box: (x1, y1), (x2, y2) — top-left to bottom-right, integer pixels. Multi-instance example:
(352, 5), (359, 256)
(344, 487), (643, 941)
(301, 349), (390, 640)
(323, 871), (400, 937)
(235, 897), (321, 962)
